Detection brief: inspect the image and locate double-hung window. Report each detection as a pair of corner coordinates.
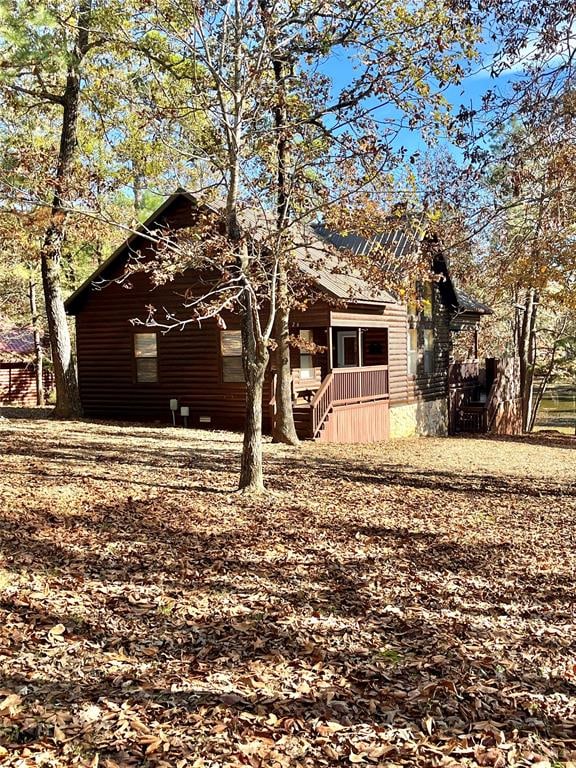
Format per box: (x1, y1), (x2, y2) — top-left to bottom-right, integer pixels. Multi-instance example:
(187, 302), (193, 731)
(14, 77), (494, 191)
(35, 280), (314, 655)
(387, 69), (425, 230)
(423, 329), (434, 374)
(299, 330), (314, 379)
(221, 330), (244, 382)
(134, 333), (158, 383)
(407, 329), (418, 376)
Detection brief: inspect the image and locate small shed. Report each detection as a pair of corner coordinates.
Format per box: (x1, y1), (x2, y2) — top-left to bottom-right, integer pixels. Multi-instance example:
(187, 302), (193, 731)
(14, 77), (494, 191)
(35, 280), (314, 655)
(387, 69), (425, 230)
(0, 319), (53, 406)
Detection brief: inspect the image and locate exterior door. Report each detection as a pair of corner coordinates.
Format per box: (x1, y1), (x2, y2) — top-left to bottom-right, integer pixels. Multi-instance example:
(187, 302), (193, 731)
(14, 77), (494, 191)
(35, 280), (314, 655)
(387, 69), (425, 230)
(336, 330), (358, 368)
(362, 328), (388, 366)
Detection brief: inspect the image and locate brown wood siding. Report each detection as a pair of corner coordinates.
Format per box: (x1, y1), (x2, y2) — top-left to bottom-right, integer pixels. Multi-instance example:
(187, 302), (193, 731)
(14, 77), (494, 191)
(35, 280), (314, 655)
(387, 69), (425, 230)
(75, 266), (256, 428)
(375, 283), (453, 408)
(0, 362), (53, 406)
(291, 304), (331, 327)
(384, 303), (409, 405)
(407, 282), (451, 403)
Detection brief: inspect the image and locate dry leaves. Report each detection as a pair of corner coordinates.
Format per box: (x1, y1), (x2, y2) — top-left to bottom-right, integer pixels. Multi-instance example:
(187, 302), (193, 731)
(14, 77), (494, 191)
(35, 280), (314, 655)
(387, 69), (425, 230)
(0, 415), (575, 767)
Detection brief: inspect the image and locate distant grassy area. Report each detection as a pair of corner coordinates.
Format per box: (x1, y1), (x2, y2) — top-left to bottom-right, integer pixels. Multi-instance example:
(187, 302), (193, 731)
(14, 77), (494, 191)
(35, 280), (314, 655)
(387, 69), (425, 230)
(535, 383), (576, 433)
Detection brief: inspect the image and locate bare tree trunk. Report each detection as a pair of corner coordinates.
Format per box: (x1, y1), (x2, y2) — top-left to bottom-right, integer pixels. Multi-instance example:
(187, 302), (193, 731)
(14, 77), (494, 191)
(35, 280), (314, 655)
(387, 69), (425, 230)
(42, 251), (81, 417)
(28, 275), (44, 406)
(258, 0), (299, 446)
(528, 343), (553, 433)
(517, 287), (538, 432)
(40, 1), (91, 418)
(527, 314), (569, 433)
(239, 300), (269, 492)
(133, 166), (144, 214)
(273, 267), (299, 444)
(270, 90), (299, 444)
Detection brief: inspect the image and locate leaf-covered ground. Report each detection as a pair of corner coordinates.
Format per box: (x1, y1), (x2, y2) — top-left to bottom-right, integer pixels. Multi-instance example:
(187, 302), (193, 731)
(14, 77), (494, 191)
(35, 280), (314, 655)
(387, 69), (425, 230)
(0, 413), (575, 767)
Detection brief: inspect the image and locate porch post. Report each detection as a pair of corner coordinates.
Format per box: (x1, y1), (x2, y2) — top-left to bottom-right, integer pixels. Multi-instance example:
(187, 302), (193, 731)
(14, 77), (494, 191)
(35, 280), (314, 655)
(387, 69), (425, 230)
(358, 328), (363, 367)
(327, 327), (334, 371)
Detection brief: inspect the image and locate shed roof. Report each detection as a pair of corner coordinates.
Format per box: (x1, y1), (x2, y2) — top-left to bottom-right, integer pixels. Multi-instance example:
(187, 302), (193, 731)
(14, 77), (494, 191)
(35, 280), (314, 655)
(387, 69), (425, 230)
(0, 319), (36, 360)
(452, 286), (493, 316)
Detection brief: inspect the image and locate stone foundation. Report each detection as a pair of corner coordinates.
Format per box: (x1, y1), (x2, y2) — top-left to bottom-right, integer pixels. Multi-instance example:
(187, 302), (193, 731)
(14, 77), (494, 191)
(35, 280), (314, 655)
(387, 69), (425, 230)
(389, 398), (448, 438)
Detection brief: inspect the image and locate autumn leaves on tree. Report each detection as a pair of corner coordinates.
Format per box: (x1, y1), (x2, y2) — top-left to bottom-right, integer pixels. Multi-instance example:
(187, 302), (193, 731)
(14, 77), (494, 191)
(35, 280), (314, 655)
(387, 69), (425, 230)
(108, 0), (481, 490)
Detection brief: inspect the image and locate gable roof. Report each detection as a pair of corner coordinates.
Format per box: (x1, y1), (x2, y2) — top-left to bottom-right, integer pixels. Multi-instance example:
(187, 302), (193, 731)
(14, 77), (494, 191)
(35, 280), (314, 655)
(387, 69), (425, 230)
(65, 190), (395, 314)
(65, 189), (204, 315)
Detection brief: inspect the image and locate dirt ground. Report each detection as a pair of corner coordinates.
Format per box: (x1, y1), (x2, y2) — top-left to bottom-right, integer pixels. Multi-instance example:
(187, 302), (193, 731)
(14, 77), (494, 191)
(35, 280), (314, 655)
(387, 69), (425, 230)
(0, 414), (575, 767)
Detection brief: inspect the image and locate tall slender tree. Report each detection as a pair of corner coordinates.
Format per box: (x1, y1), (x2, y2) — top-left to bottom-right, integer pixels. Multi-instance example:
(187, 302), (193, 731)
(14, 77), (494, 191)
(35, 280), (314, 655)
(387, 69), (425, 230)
(0, 1), (208, 416)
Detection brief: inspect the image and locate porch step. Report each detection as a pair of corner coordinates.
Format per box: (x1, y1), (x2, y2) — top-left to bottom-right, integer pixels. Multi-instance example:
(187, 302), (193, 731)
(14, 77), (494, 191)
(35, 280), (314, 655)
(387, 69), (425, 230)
(292, 404), (314, 440)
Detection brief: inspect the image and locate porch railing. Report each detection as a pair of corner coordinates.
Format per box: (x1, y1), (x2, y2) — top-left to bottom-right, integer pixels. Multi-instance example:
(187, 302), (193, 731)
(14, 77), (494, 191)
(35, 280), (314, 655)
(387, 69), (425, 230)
(311, 365), (389, 437)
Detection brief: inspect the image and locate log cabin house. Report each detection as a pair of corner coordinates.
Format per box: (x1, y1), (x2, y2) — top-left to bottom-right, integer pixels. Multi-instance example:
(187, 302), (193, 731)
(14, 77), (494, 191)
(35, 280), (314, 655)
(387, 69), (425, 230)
(65, 190), (512, 442)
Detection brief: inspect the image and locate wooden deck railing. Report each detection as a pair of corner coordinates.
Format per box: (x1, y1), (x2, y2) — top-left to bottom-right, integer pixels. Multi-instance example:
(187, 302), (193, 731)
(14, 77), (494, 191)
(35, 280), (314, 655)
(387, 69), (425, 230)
(311, 365), (389, 437)
(311, 372), (335, 436)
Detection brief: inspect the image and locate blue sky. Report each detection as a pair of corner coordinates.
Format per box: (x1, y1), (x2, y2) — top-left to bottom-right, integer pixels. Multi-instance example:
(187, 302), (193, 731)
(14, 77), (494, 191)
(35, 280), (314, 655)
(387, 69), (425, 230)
(317, 42), (520, 160)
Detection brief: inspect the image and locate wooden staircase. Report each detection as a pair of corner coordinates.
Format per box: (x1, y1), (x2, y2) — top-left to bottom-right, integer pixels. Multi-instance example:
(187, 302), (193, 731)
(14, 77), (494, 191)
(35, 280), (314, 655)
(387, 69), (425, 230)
(292, 403), (314, 439)
(288, 365), (390, 443)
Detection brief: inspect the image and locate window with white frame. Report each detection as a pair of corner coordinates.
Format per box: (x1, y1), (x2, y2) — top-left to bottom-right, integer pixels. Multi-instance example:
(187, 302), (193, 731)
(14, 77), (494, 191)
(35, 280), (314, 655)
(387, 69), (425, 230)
(423, 329), (434, 374)
(299, 330), (314, 379)
(407, 328), (418, 376)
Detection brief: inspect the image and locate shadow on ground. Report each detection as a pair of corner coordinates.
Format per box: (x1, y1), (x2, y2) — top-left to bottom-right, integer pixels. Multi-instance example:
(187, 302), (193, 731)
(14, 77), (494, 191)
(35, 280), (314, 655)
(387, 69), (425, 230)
(1, 416), (575, 765)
